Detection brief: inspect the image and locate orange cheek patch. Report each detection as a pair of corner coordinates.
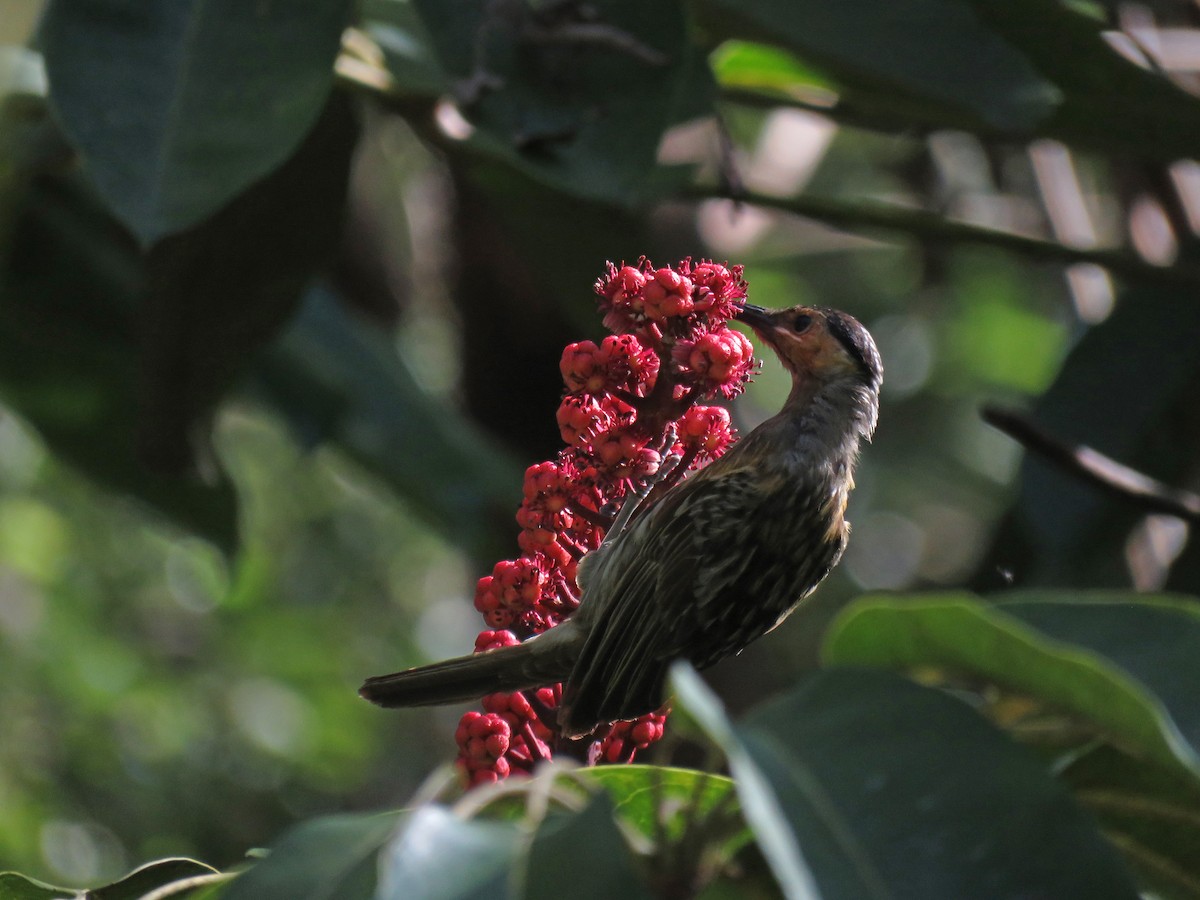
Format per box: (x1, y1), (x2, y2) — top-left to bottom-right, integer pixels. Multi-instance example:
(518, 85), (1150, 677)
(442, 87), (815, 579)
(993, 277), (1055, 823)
(764, 327), (857, 380)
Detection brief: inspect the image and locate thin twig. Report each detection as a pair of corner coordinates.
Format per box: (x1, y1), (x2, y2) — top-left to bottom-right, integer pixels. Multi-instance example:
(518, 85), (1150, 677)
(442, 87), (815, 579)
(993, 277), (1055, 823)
(982, 405), (1200, 523)
(684, 185), (1200, 288)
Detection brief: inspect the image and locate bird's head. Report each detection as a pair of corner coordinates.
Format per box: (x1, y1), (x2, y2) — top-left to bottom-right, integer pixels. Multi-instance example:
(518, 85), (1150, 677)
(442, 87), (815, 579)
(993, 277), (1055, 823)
(736, 303), (882, 437)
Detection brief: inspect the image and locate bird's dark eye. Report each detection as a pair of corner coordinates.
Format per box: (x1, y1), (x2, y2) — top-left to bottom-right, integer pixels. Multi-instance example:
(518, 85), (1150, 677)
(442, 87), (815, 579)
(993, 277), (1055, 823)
(792, 314), (813, 333)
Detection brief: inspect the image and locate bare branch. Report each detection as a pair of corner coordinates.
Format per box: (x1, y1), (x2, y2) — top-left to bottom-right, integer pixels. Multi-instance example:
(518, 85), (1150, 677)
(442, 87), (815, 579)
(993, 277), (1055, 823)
(982, 405), (1200, 523)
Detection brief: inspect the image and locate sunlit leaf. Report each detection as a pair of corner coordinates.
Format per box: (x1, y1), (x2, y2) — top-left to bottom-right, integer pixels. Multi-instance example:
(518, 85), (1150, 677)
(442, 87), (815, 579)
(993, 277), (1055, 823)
(824, 592), (1200, 778)
(709, 41), (835, 95)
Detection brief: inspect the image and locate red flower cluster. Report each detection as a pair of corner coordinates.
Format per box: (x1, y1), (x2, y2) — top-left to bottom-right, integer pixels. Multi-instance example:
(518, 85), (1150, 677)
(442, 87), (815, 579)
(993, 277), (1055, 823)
(455, 258), (756, 786)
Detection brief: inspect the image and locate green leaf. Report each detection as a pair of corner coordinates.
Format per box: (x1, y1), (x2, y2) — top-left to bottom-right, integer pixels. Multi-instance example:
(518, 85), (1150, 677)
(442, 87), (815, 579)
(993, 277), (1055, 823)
(221, 811), (401, 900)
(40, 0), (354, 243)
(0, 871), (72, 900)
(695, 0), (1060, 131)
(824, 592), (1200, 778)
(376, 806), (520, 900)
(710, 41), (835, 95)
(1061, 744), (1200, 900)
(382, 0), (714, 205)
(89, 858), (221, 899)
(523, 794), (652, 900)
(138, 91), (359, 475)
(675, 663), (1139, 899)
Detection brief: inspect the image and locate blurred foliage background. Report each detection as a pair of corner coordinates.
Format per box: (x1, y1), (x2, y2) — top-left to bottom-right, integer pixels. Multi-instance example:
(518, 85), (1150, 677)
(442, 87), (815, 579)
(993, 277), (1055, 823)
(3, 0), (1200, 888)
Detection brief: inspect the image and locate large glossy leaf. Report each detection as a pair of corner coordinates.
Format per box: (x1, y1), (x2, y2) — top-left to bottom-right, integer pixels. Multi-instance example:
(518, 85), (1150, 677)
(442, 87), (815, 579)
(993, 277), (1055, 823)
(368, 0), (713, 205)
(40, 0), (354, 243)
(139, 92), (359, 475)
(674, 663), (1138, 899)
(823, 592), (1200, 779)
(222, 811), (400, 900)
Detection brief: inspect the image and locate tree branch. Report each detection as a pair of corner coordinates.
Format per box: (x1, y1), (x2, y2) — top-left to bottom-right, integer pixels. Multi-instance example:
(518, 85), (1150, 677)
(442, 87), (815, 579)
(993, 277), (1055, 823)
(982, 405), (1200, 523)
(683, 185), (1200, 288)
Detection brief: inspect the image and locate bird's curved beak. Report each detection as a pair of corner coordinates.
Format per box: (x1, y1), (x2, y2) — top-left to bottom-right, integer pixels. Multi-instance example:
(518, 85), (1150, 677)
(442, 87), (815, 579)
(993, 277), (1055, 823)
(735, 303), (774, 331)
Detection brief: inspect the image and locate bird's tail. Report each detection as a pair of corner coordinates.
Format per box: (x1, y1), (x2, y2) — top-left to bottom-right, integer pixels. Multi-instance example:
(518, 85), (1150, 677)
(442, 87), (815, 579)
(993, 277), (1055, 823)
(359, 629), (577, 709)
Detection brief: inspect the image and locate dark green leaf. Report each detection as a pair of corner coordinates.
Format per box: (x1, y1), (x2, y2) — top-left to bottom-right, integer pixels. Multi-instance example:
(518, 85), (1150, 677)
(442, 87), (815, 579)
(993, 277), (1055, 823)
(222, 811), (400, 900)
(0, 871), (72, 900)
(1061, 744), (1200, 900)
(524, 794), (652, 900)
(389, 0), (713, 205)
(676, 664), (1139, 899)
(89, 858), (220, 899)
(40, 0), (354, 243)
(824, 592), (1200, 778)
(139, 91), (359, 475)
(376, 806), (520, 900)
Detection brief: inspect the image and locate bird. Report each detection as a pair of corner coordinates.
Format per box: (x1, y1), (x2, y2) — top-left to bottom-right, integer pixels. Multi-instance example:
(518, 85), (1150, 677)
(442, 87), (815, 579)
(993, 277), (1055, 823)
(360, 303), (882, 738)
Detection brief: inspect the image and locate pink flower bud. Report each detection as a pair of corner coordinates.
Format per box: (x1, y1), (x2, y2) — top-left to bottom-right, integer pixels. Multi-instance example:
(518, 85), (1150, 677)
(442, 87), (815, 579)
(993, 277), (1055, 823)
(560, 341), (605, 393)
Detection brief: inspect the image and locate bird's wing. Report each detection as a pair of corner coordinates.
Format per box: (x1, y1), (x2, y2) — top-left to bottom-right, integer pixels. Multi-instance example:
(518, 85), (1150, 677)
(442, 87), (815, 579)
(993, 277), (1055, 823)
(559, 462), (773, 734)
